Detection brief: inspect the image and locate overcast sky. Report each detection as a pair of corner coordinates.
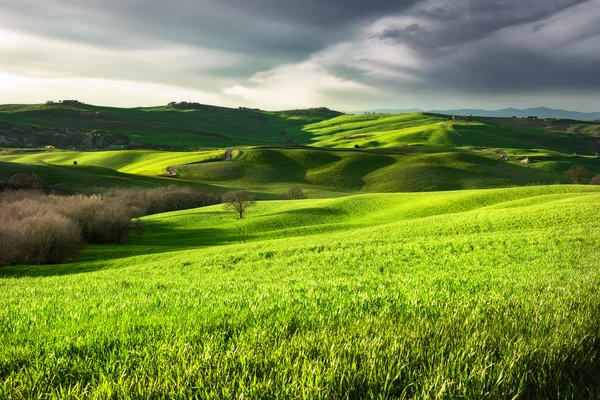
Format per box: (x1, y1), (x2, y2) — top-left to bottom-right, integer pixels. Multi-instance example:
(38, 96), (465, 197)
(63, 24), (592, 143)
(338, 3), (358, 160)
(1, 0), (599, 111)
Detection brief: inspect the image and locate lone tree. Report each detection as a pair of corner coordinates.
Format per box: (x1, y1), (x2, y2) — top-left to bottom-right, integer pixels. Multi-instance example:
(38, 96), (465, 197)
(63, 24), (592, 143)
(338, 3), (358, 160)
(223, 190), (256, 219)
(278, 187), (307, 200)
(564, 165), (591, 184)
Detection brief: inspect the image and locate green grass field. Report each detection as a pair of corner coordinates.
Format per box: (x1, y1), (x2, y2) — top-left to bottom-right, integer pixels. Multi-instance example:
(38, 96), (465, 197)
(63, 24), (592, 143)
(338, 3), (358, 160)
(1, 185), (600, 398)
(2, 105), (600, 397)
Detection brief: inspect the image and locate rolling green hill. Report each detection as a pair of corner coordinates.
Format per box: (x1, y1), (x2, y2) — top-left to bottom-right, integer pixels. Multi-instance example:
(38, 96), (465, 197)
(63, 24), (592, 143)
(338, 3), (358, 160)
(175, 147), (575, 194)
(0, 149), (224, 176)
(2, 103), (599, 154)
(1, 103), (599, 195)
(1, 147), (598, 195)
(0, 103), (338, 149)
(307, 114), (597, 155)
(2, 186), (600, 397)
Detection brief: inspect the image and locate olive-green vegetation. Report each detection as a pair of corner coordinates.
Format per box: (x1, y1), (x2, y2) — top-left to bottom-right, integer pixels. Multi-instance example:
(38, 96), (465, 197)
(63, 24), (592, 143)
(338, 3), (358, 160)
(1, 186), (600, 398)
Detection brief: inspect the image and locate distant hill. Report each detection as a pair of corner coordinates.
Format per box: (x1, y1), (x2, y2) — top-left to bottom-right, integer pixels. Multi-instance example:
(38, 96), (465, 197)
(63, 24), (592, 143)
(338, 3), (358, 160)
(0, 103), (341, 149)
(1, 102), (599, 154)
(355, 107), (600, 121)
(2, 105), (600, 195)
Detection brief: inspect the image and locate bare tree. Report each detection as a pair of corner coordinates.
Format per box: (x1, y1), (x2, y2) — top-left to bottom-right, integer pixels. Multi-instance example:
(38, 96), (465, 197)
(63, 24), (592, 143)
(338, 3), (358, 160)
(223, 191), (256, 219)
(590, 174), (600, 185)
(564, 165), (591, 184)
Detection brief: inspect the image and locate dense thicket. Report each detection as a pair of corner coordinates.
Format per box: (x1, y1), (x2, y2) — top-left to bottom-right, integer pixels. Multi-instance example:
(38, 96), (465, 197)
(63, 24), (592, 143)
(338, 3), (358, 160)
(0, 184), (220, 266)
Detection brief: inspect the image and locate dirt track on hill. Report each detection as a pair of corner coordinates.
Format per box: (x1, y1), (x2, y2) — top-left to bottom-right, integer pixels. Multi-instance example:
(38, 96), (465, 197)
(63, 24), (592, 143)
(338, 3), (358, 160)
(166, 149), (232, 177)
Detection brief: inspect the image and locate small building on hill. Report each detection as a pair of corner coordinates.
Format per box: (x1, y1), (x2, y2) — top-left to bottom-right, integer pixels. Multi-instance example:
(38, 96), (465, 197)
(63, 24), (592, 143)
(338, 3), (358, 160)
(527, 116), (539, 121)
(451, 115), (472, 122)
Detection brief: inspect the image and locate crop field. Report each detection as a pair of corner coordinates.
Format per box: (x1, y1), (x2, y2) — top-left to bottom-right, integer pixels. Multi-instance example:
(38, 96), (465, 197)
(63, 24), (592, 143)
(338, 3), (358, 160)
(1, 185), (600, 398)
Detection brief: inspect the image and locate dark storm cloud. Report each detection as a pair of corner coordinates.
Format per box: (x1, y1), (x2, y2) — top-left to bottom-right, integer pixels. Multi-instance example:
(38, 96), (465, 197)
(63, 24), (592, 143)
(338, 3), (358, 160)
(0, 0), (599, 109)
(0, 0), (418, 63)
(376, 0), (590, 54)
(422, 39), (600, 94)
(361, 0), (600, 95)
(219, 0), (420, 26)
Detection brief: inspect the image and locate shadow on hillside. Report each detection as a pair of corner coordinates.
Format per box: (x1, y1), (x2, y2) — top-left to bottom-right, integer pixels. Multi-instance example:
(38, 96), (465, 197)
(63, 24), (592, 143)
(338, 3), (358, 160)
(0, 261), (106, 279)
(0, 162), (227, 193)
(0, 227), (238, 279)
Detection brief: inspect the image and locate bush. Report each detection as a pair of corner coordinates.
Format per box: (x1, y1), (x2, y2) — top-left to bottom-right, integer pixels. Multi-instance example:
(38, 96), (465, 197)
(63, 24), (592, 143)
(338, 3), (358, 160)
(0, 199), (82, 266)
(0, 186), (220, 266)
(278, 187), (307, 200)
(102, 186), (221, 216)
(7, 173), (43, 190)
(590, 174), (600, 185)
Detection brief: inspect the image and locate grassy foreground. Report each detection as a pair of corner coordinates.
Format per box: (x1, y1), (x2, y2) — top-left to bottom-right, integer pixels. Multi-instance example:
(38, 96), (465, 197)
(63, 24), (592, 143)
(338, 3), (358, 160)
(1, 185), (600, 398)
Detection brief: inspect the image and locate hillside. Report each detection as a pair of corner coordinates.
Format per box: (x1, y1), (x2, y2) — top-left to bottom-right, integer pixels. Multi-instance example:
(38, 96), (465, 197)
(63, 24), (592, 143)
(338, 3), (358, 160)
(1, 103), (599, 195)
(174, 148), (576, 195)
(0, 103), (339, 149)
(1, 103), (599, 154)
(2, 186), (600, 397)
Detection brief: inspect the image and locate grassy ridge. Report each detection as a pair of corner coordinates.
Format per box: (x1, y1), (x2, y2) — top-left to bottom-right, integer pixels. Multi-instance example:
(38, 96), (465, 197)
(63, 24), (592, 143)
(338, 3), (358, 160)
(0, 149), (224, 176)
(175, 148), (573, 193)
(1, 186), (600, 398)
(2, 147), (597, 195)
(0, 150), (231, 192)
(307, 113), (598, 155)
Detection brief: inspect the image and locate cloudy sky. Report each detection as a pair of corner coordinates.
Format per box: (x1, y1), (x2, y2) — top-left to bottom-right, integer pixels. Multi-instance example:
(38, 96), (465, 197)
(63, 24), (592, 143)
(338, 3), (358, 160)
(1, 0), (599, 111)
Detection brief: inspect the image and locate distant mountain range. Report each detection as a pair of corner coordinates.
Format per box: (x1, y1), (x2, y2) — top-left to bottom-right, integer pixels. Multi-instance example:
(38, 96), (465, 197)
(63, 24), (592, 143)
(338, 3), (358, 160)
(354, 107), (600, 121)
